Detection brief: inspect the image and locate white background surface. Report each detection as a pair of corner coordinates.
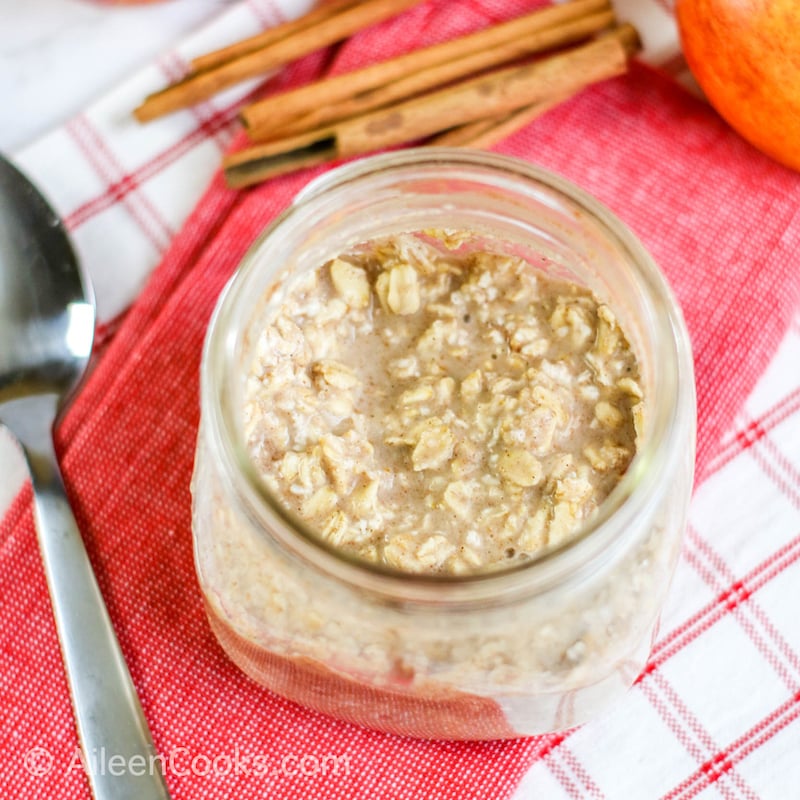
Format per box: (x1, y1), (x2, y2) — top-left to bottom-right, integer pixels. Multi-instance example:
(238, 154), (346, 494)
(0, 0), (231, 154)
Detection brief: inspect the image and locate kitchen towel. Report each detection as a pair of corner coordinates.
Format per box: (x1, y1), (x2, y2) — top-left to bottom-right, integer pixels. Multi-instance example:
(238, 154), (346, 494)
(2, 1), (800, 798)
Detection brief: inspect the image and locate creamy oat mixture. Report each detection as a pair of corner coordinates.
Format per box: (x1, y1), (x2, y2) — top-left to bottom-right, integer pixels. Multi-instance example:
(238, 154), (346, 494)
(243, 232), (642, 575)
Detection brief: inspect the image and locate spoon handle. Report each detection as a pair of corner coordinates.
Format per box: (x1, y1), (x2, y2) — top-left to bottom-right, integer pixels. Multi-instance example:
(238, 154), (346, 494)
(24, 430), (172, 800)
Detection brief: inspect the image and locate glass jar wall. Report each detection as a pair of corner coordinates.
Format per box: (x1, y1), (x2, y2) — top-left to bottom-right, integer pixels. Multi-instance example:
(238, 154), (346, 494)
(192, 149), (696, 739)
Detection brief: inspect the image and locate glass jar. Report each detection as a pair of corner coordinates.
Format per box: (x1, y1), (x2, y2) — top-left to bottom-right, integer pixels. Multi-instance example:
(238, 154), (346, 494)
(192, 149), (696, 739)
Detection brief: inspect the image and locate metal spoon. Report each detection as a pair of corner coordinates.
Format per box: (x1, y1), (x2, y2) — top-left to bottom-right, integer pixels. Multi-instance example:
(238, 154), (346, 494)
(0, 155), (171, 799)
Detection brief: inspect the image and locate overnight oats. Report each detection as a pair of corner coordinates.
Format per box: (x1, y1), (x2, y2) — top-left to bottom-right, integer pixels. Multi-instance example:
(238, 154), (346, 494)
(193, 150), (696, 739)
(244, 234), (642, 574)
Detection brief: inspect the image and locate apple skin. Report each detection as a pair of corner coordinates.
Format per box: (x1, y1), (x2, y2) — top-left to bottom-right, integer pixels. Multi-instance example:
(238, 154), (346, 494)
(676, 0), (800, 171)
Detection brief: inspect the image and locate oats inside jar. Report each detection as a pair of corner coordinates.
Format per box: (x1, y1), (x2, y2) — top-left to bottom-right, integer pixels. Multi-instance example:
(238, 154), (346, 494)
(243, 231), (643, 575)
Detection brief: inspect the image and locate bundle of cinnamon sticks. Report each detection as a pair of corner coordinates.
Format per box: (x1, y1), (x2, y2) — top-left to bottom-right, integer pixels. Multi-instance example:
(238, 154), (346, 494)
(134, 0), (640, 188)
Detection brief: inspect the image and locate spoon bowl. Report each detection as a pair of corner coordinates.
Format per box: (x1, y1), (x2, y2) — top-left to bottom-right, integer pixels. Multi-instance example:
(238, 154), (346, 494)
(0, 156), (93, 402)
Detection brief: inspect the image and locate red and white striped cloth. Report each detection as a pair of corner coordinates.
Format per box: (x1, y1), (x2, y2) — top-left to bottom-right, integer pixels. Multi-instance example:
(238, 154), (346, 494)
(2, 2), (800, 799)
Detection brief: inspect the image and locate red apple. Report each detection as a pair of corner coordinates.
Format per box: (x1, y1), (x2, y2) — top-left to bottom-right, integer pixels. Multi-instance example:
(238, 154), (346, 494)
(676, 0), (800, 171)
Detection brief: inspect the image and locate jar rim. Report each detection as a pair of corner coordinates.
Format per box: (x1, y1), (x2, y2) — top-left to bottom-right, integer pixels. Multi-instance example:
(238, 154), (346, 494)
(202, 148), (695, 604)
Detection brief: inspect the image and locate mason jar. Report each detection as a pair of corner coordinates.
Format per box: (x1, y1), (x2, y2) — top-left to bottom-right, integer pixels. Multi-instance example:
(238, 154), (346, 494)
(191, 149), (696, 739)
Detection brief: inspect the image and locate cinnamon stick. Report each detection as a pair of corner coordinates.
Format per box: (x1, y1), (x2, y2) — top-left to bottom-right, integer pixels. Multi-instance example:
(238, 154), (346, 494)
(246, 9), (615, 142)
(134, 0), (425, 122)
(241, 0), (612, 136)
(224, 25), (639, 189)
(191, 0), (360, 72)
(430, 94), (571, 148)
